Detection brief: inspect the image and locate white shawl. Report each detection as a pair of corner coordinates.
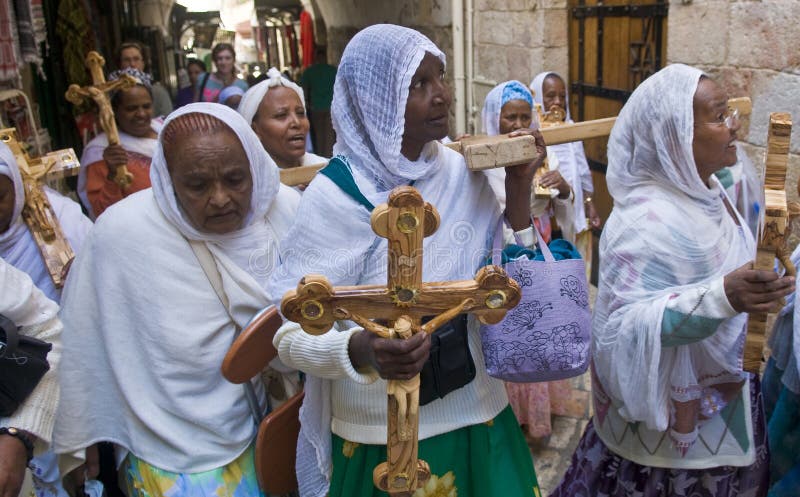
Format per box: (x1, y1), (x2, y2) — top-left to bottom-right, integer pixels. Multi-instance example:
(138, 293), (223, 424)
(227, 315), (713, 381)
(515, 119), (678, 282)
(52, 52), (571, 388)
(0, 144), (92, 302)
(77, 119), (162, 218)
(267, 25), (502, 497)
(54, 103), (300, 473)
(594, 64), (754, 432)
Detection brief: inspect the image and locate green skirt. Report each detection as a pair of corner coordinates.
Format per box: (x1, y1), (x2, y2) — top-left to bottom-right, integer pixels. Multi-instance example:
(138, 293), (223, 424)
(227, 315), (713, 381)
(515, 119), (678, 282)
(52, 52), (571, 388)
(330, 406), (540, 497)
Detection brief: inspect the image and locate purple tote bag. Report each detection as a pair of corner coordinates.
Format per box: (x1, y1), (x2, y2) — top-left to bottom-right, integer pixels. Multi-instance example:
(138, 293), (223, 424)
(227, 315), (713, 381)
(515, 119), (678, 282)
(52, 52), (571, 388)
(481, 220), (591, 383)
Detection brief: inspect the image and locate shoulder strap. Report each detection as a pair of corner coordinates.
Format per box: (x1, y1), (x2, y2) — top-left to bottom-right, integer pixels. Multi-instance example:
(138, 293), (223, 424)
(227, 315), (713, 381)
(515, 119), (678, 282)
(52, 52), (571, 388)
(0, 314), (18, 356)
(319, 156), (375, 212)
(188, 240), (265, 424)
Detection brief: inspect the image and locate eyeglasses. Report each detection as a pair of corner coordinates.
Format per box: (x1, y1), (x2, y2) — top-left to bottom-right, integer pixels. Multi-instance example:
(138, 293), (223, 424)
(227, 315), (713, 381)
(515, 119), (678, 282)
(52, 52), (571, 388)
(697, 107), (740, 130)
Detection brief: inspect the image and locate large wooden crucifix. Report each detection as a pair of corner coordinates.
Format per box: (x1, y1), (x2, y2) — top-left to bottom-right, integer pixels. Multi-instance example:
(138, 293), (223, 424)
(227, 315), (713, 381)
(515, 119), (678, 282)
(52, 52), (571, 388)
(744, 112), (794, 373)
(278, 97), (753, 188)
(1, 128), (81, 287)
(281, 186), (521, 496)
(65, 51), (137, 189)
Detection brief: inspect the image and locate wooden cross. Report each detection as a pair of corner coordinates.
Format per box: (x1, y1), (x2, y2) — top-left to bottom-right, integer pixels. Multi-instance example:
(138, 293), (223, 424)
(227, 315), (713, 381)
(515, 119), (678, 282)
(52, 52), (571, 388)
(281, 186), (521, 496)
(744, 112), (794, 373)
(65, 51), (137, 189)
(0, 128), (81, 287)
(278, 97), (753, 188)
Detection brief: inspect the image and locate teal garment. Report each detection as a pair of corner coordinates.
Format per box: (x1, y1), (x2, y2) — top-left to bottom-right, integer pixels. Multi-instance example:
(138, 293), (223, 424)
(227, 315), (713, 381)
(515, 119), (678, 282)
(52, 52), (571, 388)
(301, 63), (337, 111)
(484, 239), (582, 267)
(661, 309), (724, 347)
(763, 358), (800, 496)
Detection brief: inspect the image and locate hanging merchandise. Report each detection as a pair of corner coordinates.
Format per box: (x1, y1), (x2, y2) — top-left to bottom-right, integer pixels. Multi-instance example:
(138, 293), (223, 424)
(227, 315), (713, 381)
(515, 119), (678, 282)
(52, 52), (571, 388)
(14, 0), (47, 76)
(0, 0), (21, 81)
(300, 10), (313, 68)
(55, 0), (94, 92)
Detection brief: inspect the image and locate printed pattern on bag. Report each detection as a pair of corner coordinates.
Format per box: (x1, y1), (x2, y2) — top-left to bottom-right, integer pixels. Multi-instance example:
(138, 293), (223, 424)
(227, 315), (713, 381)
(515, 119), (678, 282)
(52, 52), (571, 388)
(560, 275), (589, 308)
(481, 257), (591, 383)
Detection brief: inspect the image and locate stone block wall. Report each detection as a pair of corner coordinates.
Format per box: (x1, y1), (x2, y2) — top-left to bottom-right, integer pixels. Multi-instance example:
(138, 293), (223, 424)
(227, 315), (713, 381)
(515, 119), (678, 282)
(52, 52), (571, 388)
(668, 0), (800, 202)
(473, 0), (569, 132)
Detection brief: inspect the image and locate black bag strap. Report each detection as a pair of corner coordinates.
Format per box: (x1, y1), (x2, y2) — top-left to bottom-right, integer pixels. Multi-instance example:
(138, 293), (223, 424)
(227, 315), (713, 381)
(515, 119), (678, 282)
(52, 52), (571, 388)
(0, 314), (19, 357)
(197, 72), (211, 102)
(319, 156), (375, 211)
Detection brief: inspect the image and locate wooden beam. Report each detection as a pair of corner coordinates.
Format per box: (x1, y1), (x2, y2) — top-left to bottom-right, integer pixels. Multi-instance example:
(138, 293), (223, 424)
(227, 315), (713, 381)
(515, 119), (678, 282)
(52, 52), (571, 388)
(278, 97), (753, 187)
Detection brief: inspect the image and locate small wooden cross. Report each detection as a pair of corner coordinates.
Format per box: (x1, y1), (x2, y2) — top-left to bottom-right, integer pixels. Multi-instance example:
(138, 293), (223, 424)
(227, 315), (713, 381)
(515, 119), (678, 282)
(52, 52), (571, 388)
(281, 186), (521, 496)
(0, 128), (81, 287)
(65, 51), (137, 189)
(744, 111), (794, 372)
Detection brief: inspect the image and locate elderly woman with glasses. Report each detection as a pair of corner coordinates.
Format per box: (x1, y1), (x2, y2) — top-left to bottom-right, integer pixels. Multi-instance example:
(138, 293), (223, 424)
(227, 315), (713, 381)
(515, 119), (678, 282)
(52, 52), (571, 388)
(551, 64), (793, 497)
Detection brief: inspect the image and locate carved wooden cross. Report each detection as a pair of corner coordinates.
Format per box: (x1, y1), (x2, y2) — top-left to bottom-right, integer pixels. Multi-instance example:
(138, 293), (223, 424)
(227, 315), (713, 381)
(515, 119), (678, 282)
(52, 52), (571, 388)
(1, 128), (81, 287)
(65, 51), (137, 189)
(744, 112), (794, 373)
(281, 186), (521, 496)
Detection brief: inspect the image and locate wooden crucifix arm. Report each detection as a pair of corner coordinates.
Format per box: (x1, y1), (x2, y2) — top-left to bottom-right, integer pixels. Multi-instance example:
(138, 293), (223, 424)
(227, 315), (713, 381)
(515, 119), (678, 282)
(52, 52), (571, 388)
(420, 298), (474, 334)
(339, 309), (394, 339)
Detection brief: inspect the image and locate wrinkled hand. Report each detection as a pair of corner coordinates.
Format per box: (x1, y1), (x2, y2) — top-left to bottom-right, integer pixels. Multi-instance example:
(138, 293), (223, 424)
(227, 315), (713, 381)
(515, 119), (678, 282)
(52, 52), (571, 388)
(0, 434), (27, 497)
(504, 128), (547, 180)
(102, 145), (128, 178)
(586, 200), (602, 230)
(538, 170), (571, 199)
(724, 263), (795, 313)
(349, 330), (431, 381)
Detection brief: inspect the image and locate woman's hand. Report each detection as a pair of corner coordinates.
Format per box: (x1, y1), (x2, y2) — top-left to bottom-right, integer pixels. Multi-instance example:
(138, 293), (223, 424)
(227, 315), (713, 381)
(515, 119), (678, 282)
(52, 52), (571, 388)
(585, 198), (602, 230)
(504, 128), (547, 230)
(348, 330), (431, 381)
(538, 170), (571, 199)
(102, 145), (128, 179)
(724, 263), (795, 313)
(0, 433), (27, 497)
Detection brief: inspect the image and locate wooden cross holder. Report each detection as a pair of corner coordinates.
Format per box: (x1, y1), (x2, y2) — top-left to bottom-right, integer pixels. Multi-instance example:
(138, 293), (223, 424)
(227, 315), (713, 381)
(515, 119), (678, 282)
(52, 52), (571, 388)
(65, 51), (137, 189)
(744, 112), (794, 373)
(0, 128), (80, 287)
(281, 186), (520, 496)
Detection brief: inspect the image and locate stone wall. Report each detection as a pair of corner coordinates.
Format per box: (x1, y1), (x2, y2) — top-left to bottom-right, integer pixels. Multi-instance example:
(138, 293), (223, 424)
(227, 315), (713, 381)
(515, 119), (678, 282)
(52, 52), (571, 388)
(668, 0), (800, 201)
(473, 0), (568, 132)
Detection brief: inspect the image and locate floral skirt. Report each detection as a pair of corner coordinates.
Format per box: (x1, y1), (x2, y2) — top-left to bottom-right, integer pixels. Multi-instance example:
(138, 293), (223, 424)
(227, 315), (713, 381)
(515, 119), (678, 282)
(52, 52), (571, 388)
(551, 377), (769, 497)
(120, 445), (263, 497)
(330, 406), (540, 497)
(505, 379), (576, 440)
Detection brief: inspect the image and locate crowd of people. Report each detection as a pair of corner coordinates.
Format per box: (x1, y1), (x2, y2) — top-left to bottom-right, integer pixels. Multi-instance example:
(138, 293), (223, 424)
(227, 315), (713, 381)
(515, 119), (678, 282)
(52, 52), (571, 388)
(1, 22), (797, 497)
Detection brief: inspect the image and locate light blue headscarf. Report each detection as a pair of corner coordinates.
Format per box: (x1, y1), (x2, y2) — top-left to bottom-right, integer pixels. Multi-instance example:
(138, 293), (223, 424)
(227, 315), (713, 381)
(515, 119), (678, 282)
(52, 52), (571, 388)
(481, 80), (538, 136)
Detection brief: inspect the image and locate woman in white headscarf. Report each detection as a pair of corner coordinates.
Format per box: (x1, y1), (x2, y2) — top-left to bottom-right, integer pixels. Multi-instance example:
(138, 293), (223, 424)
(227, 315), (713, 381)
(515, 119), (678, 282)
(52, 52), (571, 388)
(0, 143), (91, 497)
(480, 80), (582, 444)
(54, 103), (300, 496)
(0, 143), (92, 303)
(238, 67), (327, 190)
(551, 64), (793, 496)
(268, 24), (545, 497)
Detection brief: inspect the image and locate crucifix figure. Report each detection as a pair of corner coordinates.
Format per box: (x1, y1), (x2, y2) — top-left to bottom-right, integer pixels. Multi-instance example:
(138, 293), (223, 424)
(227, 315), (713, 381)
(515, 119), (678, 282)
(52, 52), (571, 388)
(1, 128), (81, 287)
(744, 111), (795, 372)
(65, 51), (137, 189)
(281, 186), (521, 496)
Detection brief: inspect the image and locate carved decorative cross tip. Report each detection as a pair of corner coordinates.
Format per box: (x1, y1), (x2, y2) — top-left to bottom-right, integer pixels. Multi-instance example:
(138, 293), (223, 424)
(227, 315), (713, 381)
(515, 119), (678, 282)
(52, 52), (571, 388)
(65, 51), (137, 189)
(281, 186), (521, 496)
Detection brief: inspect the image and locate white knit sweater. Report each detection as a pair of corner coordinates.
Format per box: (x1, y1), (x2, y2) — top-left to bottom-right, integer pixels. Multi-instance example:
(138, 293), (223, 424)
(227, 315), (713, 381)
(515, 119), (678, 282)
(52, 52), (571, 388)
(0, 259), (61, 455)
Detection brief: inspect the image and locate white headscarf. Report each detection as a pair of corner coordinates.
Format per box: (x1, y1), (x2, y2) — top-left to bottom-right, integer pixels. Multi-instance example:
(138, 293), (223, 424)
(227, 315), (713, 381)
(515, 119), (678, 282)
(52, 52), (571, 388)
(0, 143), (91, 302)
(55, 103), (300, 473)
(530, 71), (572, 120)
(593, 64), (754, 433)
(150, 102), (284, 270)
(331, 24), (445, 191)
(237, 67), (306, 125)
